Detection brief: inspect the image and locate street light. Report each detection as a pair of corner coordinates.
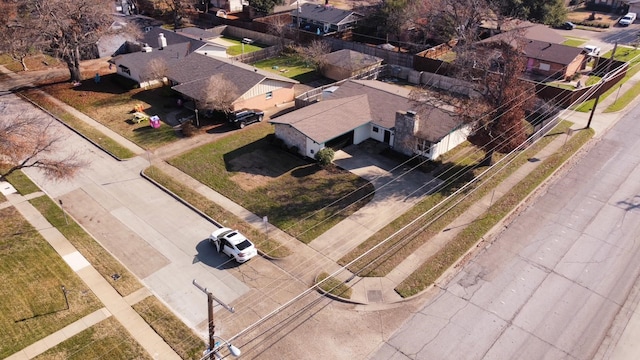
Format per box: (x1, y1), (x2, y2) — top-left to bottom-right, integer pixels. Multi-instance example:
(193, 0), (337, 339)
(203, 335), (241, 358)
(194, 108), (199, 127)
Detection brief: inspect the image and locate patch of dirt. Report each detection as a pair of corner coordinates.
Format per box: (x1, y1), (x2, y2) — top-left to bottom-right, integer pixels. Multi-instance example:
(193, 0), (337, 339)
(228, 152), (282, 191)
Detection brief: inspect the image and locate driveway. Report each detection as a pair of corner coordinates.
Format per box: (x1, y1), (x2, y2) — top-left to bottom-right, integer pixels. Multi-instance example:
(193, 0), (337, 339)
(310, 143), (441, 261)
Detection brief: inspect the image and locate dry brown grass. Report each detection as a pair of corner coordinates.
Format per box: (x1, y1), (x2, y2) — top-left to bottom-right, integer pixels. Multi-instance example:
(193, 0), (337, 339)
(0, 207), (102, 358)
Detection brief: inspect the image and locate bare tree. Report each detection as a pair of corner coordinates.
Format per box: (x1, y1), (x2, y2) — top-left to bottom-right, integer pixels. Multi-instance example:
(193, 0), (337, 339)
(200, 74), (239, 114)
(0, 118), (86, 182)
(30, 0), (114, 83)
(140, 58), (169, 86)
(0, 2), (41, 72)
(296, 40), (332, 71)
(410, 0), (492, 44)
(267, 15), (291, 49)
(149, 0), (191, 30)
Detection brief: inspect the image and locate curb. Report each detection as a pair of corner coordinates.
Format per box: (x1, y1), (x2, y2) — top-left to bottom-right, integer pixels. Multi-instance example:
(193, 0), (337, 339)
(16, 91), (125, 162)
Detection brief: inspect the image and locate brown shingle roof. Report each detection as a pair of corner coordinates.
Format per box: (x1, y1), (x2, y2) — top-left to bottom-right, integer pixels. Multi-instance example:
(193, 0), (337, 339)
(271, 80), (463, 143)
(324, 49), (383, 70)
(269, 95), (372, 143)
(524, 40), (584, 65)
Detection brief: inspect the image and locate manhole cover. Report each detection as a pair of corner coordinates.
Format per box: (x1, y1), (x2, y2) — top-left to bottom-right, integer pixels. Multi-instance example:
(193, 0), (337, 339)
(367, 290), (383, 303)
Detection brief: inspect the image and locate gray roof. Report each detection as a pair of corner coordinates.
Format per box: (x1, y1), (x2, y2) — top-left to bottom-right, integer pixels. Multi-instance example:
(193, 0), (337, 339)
(324, 49), (384, 70)
(175, 27), (219, 41)
(167, 52), (297, 99)
(270, 80), (463, 143)
(292, 4), (362, 25)
(109, 43), (192, 76)
(142, 27), (206, 52)
(167, 52), (297, 84)
(524, 40), (584, 65)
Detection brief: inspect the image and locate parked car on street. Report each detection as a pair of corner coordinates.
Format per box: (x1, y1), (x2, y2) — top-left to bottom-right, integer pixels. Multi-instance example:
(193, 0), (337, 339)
(228, 109), (264, 129)
(584, 45), (601, 56)
(556, 21), (576, 30)
(209, 228), (258, 263)
(619, 12), (637, 26)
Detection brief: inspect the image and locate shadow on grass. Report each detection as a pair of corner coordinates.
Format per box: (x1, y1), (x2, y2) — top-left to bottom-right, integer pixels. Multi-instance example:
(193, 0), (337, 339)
(222, 136), (309, 177)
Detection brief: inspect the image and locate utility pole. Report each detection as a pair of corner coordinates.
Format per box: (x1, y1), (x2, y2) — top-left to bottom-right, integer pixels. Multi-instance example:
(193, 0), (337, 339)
(586, 95), (600, 129)
(192, 279), (235, 359)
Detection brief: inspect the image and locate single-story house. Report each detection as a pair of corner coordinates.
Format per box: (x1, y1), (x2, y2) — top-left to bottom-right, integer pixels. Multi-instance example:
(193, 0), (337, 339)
(523, 40), (585, 79)
(292, 3), (363, 34)
(621, 0), (640, 13)
(109, 41), (193, 88)
(166, 52), (299, 112)
(142, 26), (228, 59)
(321, 49), (384, 81)
(209, 0), (246, 14)
(269, 80), (470, 160)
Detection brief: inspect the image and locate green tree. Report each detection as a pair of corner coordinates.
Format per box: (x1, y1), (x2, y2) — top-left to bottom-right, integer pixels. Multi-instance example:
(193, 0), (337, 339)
(249, 0), (285, 14)
(492, 0), (567, 25)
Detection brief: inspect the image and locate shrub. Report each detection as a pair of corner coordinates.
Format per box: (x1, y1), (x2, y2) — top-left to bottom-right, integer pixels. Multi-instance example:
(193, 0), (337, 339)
(181, 122), (197, 137)
(315, 147), (334, 166)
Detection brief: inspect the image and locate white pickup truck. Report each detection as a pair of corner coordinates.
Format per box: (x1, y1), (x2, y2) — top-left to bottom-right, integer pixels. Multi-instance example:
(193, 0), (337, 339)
(619, 12), (637, 26)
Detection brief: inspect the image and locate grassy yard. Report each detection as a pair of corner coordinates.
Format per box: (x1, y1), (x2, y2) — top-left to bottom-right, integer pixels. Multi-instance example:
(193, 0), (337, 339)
(20, 90), (137, 159)
(143, 166), (290, 257)
(0, 206), (102, 359)
(0, 53), (61, 72)
(339, 121), (582, 279)
(223, 37), (268, 56)
(33, 317), (150, 360)
(29, 195), (142, 297)
(132, 296), (206, 359)
(2, 169), (41, 195)
(168, 122), (375, 243)
(562, 38), (587, 47)
(253, 55), (322, 83)
(574, 47), (640, 112)
(36, 74), (187, 150)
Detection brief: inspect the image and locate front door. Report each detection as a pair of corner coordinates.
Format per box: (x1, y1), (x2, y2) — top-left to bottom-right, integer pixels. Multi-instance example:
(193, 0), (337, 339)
(384, 130), (391, 144)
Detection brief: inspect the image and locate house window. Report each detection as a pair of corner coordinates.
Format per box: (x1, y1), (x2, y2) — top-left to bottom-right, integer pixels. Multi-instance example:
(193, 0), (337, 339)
(373, 126), (379, 133)
(118, 65), (131, 75)
(266, 91), (273, 99)
(539, 63), (551, 71)
(416, 139), (432, 154)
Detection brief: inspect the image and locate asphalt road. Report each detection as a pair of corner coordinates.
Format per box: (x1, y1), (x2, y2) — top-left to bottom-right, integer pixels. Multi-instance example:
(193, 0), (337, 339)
(373, 93), (640, 358)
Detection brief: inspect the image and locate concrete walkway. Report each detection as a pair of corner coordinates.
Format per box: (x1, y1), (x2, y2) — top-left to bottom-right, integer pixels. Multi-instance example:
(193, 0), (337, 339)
(4, 193), (181, 360)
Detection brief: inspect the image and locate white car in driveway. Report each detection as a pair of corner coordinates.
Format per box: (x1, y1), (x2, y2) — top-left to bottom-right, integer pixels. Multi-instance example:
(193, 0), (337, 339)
(584, 45), (601, 57)
(208, 228), (258, 263)
(619, 12), (637, 26)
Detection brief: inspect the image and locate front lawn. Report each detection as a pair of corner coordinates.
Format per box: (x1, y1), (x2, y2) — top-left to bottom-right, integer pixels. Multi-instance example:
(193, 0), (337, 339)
(0, 206), (102, 358)
(33, 317), (150, 360)
(168, 123), (375, 243)
(562, 38), (587, 47)
(38, 75), (185, 150)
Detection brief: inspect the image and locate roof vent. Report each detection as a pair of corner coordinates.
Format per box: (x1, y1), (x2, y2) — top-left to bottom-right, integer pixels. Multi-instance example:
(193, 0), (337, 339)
(158, 33), (167, 50)
(406, 110), (417, 117)
(142, 43), (152, 52)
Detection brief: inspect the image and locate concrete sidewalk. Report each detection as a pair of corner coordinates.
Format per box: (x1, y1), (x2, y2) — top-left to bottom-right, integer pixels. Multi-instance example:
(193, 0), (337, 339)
(4, 193), (181, 360)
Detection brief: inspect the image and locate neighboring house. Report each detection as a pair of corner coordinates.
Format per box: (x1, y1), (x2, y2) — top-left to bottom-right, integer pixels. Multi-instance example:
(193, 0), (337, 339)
(109, 41), (193, 88)
(269, 80), (470, 160)
(621, 0), (640, 13)
(142, 27), (228, 59)
(482, 20), (566, 45)
(479, 29), (585, 80)
(166, 52), (298, 112)
(292, 3), (363, 34)
(209, 0), (247, 14)
(523, 40), (585, 79)
(321, 49), (383, 81)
